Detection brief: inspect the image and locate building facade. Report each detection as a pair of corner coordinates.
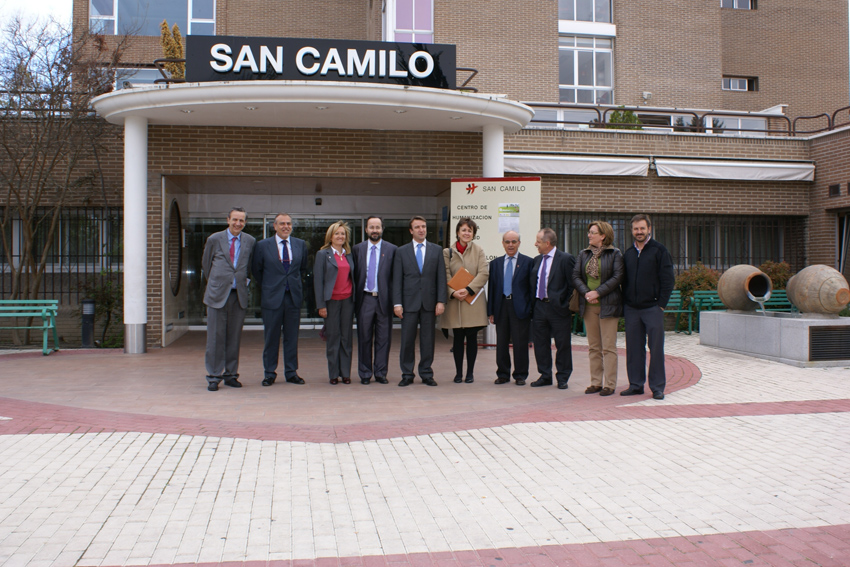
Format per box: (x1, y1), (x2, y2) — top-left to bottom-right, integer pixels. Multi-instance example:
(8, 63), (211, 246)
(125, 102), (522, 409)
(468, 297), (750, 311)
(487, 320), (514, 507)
(3, 0), (847, 349)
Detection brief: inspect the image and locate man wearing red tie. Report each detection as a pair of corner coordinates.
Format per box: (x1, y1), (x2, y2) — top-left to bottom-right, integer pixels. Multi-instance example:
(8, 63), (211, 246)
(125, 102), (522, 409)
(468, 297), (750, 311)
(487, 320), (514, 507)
(252, 213), (309, 386)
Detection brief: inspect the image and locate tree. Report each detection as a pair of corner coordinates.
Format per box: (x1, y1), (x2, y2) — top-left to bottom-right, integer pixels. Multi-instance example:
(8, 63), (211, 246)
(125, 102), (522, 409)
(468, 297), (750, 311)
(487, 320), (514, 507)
(0, 17), (131, 344)
(159, 20), (185, 79)
(606, 107), (642, 130)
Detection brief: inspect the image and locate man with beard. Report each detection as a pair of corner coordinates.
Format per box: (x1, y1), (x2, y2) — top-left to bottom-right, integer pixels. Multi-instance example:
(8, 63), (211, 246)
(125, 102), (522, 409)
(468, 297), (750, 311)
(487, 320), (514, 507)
(352, 216), (397, 384)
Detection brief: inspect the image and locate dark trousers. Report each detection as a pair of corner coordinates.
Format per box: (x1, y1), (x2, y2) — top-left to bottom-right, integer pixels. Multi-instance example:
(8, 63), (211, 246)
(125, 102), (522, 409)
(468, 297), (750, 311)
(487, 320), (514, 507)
(624, 304), (666, 394)
(532, 301), (573, 385)
(324, 296), (354, 380)
(495, 298), (530, 381)
(356, 294), (392, 379)
(261, 291), (301, 380)
(205, 289), (246, 383)
(399, 309), (436, 380)
(452, 326), (483, 378)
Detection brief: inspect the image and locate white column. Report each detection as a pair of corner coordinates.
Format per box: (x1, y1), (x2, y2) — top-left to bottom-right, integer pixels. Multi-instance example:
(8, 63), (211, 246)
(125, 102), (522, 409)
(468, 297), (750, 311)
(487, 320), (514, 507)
(123, 116), (148, 354)
(482, 124), (505, 178)
(482, 124), (504, 349)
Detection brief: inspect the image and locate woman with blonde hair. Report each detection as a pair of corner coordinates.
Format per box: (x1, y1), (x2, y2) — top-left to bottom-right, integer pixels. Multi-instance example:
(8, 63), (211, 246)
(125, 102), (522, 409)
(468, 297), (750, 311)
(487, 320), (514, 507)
(442, 217), (489, 383)
(571, 220), (624, 396)
(314, 220), (356, 384)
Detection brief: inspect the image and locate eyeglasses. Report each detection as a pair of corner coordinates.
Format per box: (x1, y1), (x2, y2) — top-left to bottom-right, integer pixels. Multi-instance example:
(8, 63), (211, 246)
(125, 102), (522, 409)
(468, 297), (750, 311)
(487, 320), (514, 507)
(587, 231), (600, 236)
(503, 240), (519, 244)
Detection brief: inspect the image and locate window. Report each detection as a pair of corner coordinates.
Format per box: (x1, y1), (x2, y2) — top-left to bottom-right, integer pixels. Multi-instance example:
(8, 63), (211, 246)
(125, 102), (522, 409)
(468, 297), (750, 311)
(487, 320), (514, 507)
(89, 0), (215, 36)
(385, 0), (433, 43)
(721, 0), (756, 9)
(709, 116), (767, 137)
(722, 76), (758, 91)
(558, 36), (613, 104)
(829, 184), (841, 197)
(559, 0), (612, 23)
(116, 68), (163, 88)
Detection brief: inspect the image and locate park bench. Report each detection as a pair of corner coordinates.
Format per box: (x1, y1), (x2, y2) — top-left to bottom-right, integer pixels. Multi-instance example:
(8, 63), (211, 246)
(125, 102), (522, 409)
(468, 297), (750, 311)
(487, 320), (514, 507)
(0, 299), (59, 355)
(664, 290), (692, 334)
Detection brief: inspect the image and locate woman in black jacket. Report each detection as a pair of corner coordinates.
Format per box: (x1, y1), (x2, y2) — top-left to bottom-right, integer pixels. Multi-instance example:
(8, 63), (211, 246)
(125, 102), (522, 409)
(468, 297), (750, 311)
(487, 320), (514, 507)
(571, 220), (625, 396)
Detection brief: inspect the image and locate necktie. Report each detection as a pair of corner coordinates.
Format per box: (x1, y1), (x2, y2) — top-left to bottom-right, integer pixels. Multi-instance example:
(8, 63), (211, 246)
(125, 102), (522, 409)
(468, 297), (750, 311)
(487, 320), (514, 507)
(504, 256), (513, 296)
(229, 236), (236, 265)
(537, 255), (549, 299)
(416, 243), (424, 273)
(367, 245), (378, 291)
(281, 240), (290, 271)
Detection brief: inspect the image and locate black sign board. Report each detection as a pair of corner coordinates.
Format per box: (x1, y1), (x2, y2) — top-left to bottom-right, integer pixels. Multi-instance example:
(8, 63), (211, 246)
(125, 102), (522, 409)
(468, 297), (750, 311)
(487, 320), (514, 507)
(185, 36), (456, 89)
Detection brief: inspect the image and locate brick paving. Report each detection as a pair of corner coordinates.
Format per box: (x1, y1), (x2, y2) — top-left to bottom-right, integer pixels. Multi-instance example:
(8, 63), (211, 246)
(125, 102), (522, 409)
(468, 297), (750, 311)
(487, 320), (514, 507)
(0, 331), (848, 566)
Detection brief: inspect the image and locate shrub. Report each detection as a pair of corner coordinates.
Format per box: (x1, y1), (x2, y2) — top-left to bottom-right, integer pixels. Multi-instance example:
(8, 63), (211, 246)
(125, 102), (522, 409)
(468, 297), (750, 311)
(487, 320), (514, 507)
(606, 108), (642, 130)
(675, 262), (721, 297)
(758, 260), (793, 290)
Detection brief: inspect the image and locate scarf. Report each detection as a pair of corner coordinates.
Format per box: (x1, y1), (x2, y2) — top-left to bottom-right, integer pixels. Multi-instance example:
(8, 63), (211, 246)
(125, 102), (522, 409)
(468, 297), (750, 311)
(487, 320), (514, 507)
(586, 244), (603, 279)
(455, 241), (468, 254)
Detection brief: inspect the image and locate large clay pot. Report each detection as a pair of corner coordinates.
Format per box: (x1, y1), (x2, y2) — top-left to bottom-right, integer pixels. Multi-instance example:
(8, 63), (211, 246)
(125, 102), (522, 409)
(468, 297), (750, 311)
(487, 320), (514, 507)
(717, 264), (773, 310)
(786, 265), (850, 314)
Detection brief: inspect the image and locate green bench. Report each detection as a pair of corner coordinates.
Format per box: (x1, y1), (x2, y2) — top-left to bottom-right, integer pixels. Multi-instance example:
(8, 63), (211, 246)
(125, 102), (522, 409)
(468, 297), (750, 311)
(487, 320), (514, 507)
(0, 299), (60, 355)
(664, 290), (693, 334)
(693, 289), (795, 313)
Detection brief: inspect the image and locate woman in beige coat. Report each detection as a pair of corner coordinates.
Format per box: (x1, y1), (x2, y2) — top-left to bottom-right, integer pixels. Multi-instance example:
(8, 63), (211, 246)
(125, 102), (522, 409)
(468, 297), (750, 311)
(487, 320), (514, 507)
(442, 217), (490, 383)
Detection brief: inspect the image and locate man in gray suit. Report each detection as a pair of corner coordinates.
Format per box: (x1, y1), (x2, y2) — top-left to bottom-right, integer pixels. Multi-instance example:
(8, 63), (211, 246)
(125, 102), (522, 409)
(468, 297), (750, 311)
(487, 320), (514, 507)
(393, 216), (447, 386)
(202, 207), (256, 391)
(353, 216), (397, 384)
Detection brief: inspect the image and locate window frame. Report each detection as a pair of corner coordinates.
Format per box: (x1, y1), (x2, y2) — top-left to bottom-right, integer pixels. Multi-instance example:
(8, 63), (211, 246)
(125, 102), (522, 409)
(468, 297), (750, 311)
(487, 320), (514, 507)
(384, 0), (434, 43)
(558, 35), (614, 105)
(89, 0), (215, 36)
(558, 0), (613, 23)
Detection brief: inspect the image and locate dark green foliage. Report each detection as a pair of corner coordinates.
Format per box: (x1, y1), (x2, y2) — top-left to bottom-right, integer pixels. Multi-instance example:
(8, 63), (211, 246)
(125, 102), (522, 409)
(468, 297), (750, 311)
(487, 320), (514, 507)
(758, 261), (793, 290)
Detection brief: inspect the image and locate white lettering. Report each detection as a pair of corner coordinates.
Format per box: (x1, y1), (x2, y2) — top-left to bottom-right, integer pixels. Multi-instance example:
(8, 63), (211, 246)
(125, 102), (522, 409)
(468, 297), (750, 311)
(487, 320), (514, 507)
(389, 50), (407, 78)
(210, 43), (233, 72)
(259, 45), (284, 74)
(296, 46), (320, 75)
(379, 50), (387, 76)
(347, 49), (375, 77)
(408, 51), (434, 79)
(233, 45), (258, 73)
(321, 48), (346, 76)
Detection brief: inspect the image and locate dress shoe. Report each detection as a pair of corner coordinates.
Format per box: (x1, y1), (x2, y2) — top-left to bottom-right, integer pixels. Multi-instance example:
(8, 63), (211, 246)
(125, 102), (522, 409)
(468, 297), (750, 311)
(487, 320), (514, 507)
(398, 377), (414, 387)
(207, 382), (219, 391)
(515, 379), (526, 386)
(454, 375), (463, 383)
(375, 376), (388, 384)
(494, 377), (510, 385)
(585, 385), (602, 394)
(286, 375), (305, 384)
(530, 377), (553, 387)
(557, 382), (569, 390)
(600, 387), (615, 396)
(361, 378), (371, 385)
(330, 378), (339, 385)
(620, 387), (645, 396)
(652, 392), (665, 400)
(223, 377), (242, 388)
(261, 377), (276, 387)
(464, 376), (474, 383)
(342, 377), (351, 384)
(422, 377), (438, 386)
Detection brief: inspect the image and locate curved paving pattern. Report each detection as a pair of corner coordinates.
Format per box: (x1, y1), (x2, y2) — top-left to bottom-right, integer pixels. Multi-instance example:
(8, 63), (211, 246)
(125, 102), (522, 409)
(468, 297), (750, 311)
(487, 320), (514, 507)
(0, 332), (848, 567)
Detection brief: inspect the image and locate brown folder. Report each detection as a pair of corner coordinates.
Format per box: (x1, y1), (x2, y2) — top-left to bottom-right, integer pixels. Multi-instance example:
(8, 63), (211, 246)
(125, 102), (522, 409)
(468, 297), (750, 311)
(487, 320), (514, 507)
(448, 267), (478, 304)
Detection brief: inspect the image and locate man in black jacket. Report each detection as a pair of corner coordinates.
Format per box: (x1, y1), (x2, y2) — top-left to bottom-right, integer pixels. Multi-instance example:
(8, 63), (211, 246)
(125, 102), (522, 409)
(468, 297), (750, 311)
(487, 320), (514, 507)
(621, 214), (675, 400)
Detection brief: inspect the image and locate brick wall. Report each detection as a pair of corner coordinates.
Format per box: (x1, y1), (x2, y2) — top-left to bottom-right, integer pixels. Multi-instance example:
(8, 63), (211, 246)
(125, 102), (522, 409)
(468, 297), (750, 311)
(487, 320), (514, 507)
(808, 128), (850, 267)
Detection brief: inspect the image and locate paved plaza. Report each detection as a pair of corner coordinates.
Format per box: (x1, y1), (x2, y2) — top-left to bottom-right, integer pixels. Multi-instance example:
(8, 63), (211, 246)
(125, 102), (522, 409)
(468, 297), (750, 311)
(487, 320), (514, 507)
(0, 331), (848, 566)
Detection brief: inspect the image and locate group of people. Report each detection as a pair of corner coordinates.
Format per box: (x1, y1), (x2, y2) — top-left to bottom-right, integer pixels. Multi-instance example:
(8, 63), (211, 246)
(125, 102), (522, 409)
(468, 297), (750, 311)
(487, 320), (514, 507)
(202, 209), (674, 400)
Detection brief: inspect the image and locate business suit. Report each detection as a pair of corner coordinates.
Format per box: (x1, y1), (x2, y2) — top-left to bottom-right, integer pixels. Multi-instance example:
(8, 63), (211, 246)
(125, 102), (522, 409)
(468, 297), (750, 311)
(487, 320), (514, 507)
(252, 235), (309, 382)
(392, 240), (447, 382)
(202, 228), (255, 386)
(487, 252), (533, 383)
(352, 239), (397, 382)
(530, 248), (576, 387)
(314, 247), (355, 382)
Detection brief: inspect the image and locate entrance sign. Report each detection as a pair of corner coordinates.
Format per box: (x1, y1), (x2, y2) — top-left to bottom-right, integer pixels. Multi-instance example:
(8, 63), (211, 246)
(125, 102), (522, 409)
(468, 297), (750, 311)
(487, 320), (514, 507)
(186, 36), (457, 89)
(449, 177), (541, 261)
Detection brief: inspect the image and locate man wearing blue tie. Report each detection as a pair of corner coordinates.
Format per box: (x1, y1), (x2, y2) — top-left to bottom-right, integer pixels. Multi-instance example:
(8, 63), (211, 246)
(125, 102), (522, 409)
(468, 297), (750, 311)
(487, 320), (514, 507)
(487, 230), (533, 385)
(392, 216), (447, 386)
(252, 213), (309, 386)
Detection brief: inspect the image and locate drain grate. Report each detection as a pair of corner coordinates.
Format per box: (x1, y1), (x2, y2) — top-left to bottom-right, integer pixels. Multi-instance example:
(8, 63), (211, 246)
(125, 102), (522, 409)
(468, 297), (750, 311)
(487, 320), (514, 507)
(809, 326), (850, 361)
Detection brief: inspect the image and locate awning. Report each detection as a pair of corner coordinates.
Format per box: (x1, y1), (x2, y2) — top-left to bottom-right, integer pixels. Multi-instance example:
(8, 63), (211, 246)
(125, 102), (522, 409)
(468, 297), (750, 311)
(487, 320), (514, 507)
(654, 158), (815, 181)
(505, 154), (649, 176)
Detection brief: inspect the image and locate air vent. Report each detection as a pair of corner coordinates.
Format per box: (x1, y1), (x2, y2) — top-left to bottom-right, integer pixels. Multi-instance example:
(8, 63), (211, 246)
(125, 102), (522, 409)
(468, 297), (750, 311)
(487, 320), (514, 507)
(829, 184), (841, 197)
(809, 326), (850, 361)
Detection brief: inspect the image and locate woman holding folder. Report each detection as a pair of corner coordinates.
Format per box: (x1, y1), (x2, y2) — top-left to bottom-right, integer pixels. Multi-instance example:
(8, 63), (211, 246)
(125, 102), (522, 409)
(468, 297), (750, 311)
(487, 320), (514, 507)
(442, 217), (490, 383)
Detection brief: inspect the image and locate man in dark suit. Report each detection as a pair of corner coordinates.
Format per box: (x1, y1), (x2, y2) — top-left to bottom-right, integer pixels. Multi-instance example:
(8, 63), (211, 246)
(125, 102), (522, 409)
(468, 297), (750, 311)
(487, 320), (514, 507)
(392, 216), (447, 386)
(202, 207), (256, 391)
(252, 213), (309, 386)
(352, 216), (397, 385)
(530, 228), (576, 389)
(487, 230), (533, 386)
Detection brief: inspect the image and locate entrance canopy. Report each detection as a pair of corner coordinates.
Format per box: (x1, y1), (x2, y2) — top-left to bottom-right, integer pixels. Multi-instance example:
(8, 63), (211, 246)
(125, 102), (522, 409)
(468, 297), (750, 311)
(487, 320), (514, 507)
(92, 80), (533, 133)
